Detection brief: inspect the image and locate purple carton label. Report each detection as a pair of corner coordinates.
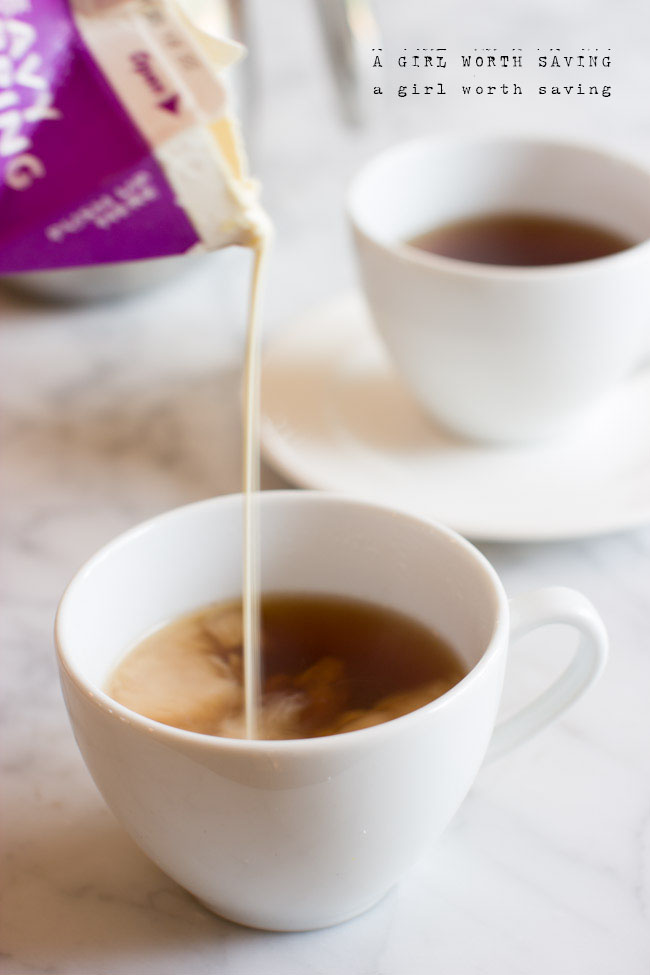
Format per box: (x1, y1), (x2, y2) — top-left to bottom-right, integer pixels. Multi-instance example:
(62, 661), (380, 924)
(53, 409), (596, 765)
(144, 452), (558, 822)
(0, 0), (200, 272)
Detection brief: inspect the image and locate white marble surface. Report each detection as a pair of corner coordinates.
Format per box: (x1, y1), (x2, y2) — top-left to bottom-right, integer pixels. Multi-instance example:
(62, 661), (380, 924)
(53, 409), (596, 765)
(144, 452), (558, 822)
(2, 1), (650, 972)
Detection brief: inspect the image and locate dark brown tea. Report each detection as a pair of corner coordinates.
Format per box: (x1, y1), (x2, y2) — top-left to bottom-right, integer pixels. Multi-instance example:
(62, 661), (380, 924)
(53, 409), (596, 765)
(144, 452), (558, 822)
(107, 594), (467, 740)
(408, 212), (632, 267)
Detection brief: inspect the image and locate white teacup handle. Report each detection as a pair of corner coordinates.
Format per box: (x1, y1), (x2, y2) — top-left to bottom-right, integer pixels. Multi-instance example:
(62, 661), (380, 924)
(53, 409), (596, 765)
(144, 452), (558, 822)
(486, 587), (608, 762)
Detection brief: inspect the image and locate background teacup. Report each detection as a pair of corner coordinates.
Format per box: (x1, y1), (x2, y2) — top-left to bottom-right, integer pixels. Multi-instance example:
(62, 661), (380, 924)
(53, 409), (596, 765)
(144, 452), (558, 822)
(349, 134), (650, 442)
(55, 492), (607, 931)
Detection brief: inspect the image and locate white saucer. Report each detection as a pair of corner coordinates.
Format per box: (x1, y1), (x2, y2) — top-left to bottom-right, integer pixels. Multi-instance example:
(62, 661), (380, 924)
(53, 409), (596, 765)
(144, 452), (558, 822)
(261, 292), (650, 541)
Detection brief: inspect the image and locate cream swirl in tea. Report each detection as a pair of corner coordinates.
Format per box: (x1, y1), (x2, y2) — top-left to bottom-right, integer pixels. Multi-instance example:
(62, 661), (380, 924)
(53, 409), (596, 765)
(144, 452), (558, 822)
(107, 595), (466, 740)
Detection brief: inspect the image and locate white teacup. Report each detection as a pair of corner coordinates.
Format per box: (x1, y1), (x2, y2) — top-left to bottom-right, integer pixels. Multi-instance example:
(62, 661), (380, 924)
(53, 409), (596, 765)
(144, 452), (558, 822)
(349, 135), (650, 442)
(55, 492), (607, 931)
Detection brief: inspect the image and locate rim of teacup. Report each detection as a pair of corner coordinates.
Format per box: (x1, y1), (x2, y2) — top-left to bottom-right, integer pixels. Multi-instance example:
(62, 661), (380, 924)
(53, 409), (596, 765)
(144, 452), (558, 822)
(348, 131), (650, 280)
(55, 490), (509, 753)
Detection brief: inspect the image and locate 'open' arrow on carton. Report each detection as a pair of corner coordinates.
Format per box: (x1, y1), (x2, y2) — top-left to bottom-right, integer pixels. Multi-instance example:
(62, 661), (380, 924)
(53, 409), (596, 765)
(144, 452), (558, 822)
(159, 94), (180, 114)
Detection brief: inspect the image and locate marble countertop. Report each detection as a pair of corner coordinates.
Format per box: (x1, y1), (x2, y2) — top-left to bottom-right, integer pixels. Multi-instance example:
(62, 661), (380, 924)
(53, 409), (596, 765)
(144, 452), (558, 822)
(2, 1), (650, 972)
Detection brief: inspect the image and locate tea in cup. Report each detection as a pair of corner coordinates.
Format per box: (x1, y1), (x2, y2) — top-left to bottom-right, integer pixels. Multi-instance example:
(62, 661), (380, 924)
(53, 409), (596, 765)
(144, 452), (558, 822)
(55, 491), (607, 930)
(349, 135), (650, 442)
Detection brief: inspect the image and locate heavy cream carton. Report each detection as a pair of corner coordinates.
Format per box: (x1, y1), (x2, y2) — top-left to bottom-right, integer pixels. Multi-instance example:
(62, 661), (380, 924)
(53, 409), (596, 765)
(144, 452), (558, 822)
(0, 0), (262, 272)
